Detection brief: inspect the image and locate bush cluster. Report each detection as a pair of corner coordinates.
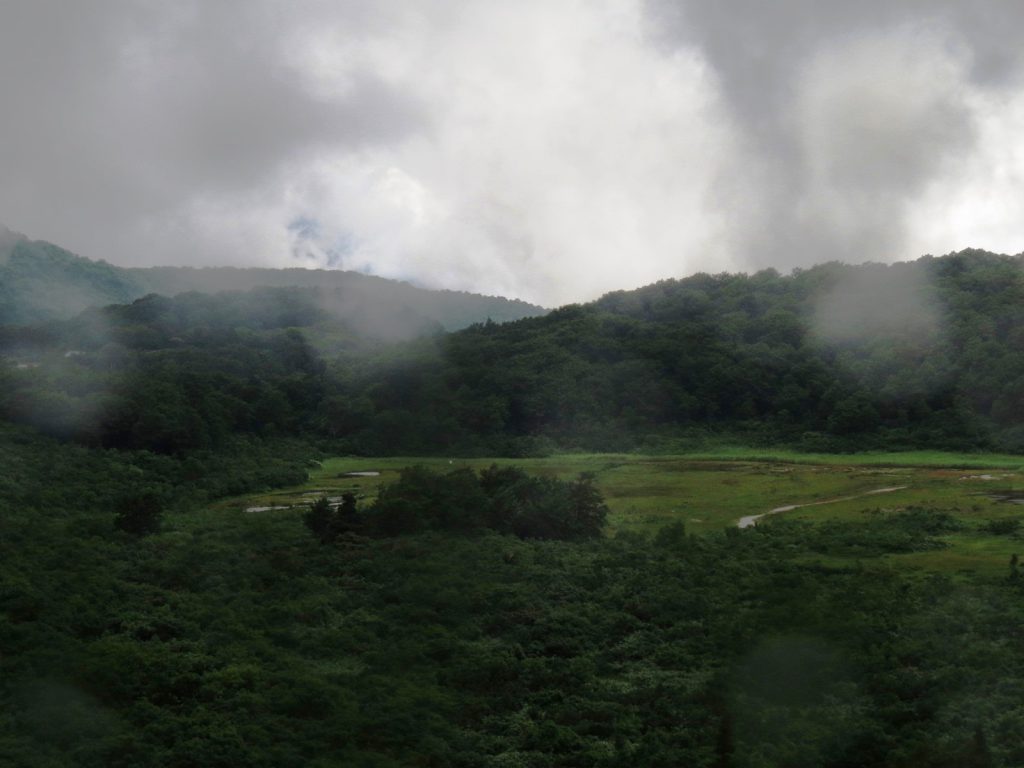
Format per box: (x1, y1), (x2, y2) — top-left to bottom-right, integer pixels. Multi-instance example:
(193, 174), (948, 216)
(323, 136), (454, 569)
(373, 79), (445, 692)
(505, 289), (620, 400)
(305, 465), (609, 542)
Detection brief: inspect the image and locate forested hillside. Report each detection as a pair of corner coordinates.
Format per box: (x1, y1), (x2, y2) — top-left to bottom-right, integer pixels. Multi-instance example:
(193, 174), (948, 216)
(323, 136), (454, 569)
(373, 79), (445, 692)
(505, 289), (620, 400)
(3, 248), (1024, 456)
(0, 229), (545, 331)
(0, 229), (144, 324)
(336, 249), (1024, 454)
(1, 289), (337, 454)
(133, 265), (544, 335)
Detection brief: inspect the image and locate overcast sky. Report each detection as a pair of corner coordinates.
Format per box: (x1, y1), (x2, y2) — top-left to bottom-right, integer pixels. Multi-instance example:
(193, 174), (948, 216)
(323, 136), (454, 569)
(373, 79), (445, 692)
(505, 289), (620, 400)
(3, 1), (1024, 305)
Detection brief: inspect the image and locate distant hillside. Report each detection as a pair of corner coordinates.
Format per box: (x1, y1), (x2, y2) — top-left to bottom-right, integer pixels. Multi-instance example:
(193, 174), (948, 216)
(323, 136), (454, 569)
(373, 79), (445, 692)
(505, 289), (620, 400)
(326, 248), (1024, 454)
(131, 265), (545, 335)
(0, 228), (145, 324)
(0, 229), (545, 331)
(7, 246), (1024, 456)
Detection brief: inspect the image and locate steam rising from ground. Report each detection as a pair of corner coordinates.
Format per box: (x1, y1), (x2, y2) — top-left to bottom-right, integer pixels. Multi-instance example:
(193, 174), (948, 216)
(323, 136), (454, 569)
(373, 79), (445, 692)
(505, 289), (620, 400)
(811, 263), (942, 345)
(809, 261), (952, 399)
(2, 2), (1024, 305)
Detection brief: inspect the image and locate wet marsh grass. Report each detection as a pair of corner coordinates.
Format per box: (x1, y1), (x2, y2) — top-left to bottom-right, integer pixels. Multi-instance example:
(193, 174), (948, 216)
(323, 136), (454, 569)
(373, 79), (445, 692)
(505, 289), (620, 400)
(218, 449), (1024, 575)
(677, 447), (1024, 469)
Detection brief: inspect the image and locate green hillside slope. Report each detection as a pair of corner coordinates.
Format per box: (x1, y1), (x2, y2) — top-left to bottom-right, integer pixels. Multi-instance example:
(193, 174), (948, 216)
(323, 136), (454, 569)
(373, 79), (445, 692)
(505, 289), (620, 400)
(3, 248), (1024, 455)
(0, 229), (144, 324)
(0, 229), (545, 331)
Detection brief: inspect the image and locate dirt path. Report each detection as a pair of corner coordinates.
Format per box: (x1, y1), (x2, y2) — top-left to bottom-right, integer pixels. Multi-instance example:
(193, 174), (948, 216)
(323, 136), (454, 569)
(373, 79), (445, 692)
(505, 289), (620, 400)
(737, 486), (909, 529)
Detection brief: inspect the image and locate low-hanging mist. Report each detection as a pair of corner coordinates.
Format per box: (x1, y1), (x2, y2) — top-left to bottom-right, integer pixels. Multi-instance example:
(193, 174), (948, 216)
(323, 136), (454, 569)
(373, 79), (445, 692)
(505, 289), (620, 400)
(5, 248), (1024, 456)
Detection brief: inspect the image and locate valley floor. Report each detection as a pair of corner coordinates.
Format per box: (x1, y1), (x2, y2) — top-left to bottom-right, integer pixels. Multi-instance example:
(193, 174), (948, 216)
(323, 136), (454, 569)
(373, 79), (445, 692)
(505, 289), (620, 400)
(227, 450), (1024, 577)
(7, 439), (1024, 766)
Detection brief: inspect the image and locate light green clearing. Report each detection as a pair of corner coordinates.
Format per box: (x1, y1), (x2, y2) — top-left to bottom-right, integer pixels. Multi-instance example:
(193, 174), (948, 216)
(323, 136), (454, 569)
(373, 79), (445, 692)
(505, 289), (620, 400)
(667, 447), (1024, 469)
(218, 450), (1024, 575)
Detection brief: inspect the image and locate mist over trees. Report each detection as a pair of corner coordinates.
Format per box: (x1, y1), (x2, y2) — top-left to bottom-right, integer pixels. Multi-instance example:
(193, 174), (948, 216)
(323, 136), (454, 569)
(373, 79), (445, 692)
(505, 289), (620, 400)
(3, 247), (1024, 456)
(0, 231), (545, 330)
(350, 248), (1022, 454)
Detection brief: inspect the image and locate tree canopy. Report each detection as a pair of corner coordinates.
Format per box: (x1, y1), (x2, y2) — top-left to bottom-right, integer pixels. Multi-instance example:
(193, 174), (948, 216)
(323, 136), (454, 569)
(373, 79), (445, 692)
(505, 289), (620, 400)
(5, 249), (1024, 455)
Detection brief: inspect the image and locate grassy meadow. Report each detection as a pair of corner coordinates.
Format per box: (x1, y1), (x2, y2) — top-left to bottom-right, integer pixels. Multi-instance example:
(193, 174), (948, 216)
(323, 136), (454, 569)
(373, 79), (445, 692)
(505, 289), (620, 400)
(219, 449), (1024, 577)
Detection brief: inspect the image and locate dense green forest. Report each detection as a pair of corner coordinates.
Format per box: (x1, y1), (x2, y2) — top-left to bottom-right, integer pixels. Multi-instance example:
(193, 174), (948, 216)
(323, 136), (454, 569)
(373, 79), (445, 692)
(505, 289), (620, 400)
(338, 249), (1023, 455)
(3, 248), (1024, 455)
(2, 422), (1022, 766)
(4, 245), (1024, 765)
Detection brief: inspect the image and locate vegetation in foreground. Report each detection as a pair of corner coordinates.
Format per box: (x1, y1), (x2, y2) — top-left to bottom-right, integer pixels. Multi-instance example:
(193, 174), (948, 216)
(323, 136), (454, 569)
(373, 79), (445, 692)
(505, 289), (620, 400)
(5, 244), (1024, 764)
(4, 423), (1024, 766)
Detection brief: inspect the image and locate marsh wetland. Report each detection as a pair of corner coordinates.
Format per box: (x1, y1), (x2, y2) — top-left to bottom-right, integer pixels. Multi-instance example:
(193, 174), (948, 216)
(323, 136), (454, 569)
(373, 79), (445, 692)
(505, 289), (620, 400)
(228, 450), (1024, 577)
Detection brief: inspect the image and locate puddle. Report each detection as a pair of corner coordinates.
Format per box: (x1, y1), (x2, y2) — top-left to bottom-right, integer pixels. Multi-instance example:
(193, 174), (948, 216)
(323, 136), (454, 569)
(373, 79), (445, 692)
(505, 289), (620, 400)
(982, 490), (1024, 505)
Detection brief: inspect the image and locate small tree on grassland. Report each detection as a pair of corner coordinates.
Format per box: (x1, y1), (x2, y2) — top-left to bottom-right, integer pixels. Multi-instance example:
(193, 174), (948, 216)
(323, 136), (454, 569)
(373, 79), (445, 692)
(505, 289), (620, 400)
(304, 496), (334, 543)
(307, 466), (610, 542)
(305, 493), (365, 543)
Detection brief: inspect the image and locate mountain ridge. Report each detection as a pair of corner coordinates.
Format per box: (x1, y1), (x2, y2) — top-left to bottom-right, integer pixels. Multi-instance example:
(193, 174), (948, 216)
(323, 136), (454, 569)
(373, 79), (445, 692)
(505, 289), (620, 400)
(0, 232), (546, 330)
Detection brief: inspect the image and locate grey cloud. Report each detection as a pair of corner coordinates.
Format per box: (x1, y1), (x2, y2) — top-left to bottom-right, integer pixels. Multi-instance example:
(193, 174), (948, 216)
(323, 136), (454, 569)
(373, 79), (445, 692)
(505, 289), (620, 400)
(645, 0), (1024, 268)
(0, 0), (426, 263)
(117, 3), (427, 193)
(646, 2), (929, 119)
(790, 28), (975, 260)
(645, 1), (1024, 134)
(2, 1), (1024, 305)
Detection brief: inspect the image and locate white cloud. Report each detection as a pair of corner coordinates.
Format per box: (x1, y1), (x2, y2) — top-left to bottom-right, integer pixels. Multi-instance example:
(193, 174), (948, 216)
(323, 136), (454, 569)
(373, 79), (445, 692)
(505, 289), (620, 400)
(907, 87), (1024, 256)
(171, 0), (745, 305)
(791, 25), (975, 260)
